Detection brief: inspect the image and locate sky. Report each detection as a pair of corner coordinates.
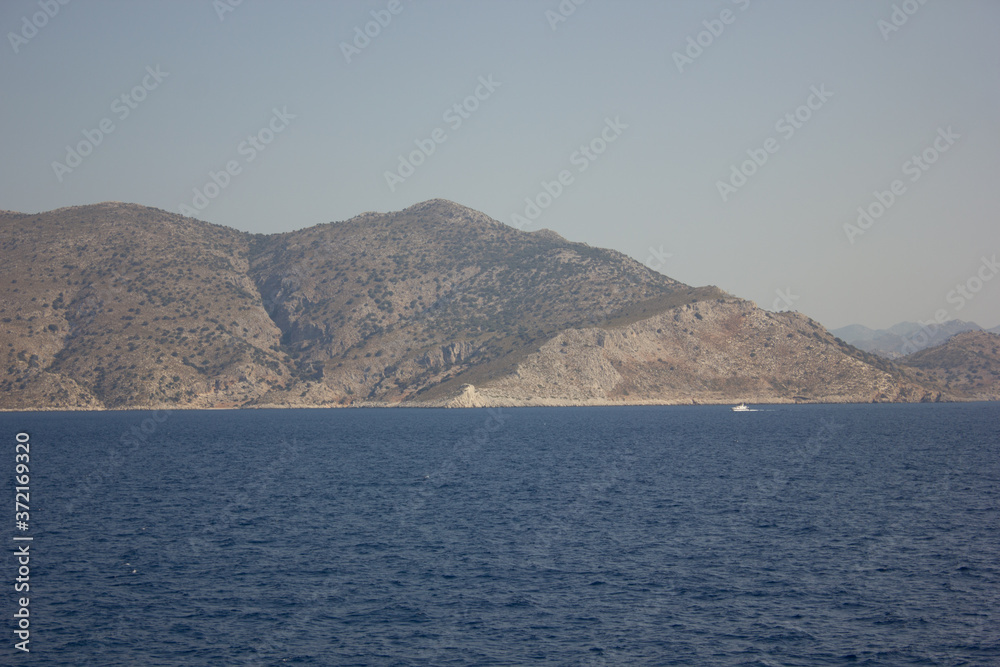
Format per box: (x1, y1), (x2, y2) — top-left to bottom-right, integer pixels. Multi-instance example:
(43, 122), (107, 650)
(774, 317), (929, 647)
(2, 0), (998, 330)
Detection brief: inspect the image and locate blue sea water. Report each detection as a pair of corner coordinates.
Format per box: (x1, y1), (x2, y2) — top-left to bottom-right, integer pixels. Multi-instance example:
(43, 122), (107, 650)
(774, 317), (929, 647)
(2, 403), (998, 666)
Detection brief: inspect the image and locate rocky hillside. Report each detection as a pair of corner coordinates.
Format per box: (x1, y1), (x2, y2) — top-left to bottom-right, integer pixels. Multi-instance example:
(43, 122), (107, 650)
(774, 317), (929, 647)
(896, 331), (1000, 401)
(0, 200), (958, 409)
(0, 203), (293, 409)
(457, 299), (934, 406)
(247, 199), (684, 406)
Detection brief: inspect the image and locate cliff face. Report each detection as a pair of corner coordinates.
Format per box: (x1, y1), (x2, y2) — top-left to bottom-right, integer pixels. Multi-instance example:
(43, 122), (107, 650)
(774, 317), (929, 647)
(0, 200), (952, 410)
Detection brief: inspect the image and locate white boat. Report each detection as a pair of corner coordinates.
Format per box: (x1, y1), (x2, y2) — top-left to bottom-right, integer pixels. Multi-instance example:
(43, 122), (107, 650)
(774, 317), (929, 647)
(731, 403), (750, 412)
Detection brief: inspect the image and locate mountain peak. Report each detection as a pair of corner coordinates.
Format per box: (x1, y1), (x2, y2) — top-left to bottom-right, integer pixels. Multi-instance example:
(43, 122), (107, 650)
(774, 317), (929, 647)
(396, 199), (506, 230)
(404, 198), (467, 212)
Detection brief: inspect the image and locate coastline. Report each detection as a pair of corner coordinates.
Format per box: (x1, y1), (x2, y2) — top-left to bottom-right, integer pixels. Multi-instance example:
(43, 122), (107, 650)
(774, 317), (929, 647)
(3, 396), (988, 413)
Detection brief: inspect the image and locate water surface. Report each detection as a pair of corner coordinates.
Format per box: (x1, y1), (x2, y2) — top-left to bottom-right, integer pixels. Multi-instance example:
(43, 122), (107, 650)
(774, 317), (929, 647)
(3, 403), (998, 665)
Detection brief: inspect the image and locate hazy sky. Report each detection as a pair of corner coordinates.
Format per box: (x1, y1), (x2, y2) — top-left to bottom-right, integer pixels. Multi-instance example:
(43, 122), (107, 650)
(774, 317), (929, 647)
(2, 0), (998, 330)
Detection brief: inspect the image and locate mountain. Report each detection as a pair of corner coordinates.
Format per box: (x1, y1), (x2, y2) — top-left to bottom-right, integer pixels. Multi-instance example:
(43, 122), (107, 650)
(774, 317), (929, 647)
(0, 203), (290, 409)
(0, 201), (949, 409)
(896, 331), (1000, 401)
(832, 320), (983, 359)
(247, 199), (687, 406)
(830, 323), (879, 344)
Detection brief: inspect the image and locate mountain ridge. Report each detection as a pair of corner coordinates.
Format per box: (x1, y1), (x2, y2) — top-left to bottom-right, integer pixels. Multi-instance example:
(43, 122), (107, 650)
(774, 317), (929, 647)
(832, 320), (987, 359)
(0, 200), (969, 409)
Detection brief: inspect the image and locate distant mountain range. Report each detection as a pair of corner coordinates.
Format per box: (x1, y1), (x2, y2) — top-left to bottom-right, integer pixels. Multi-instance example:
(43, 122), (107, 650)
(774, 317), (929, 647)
(1, 200), (995, 409)
(831, 321), (1000, 359)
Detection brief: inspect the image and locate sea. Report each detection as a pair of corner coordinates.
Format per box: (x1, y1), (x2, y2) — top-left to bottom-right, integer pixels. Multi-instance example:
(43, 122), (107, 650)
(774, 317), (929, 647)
(2, 403), (998, 666)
